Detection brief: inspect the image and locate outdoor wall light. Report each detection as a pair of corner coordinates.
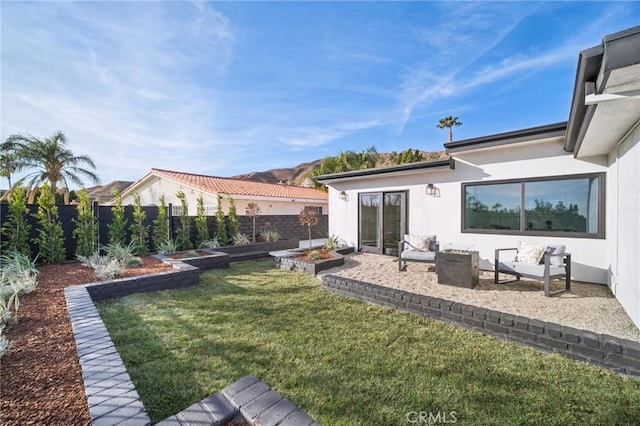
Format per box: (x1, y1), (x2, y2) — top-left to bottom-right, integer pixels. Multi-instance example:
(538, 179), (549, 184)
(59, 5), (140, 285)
(425, 184), (439, 197)
(339, 191), (348, 201)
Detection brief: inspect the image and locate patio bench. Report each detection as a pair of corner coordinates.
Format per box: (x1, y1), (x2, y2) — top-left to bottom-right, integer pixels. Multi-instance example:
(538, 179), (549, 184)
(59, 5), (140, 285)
(495, 243), (571, 297)
(398, 234), (439, 271)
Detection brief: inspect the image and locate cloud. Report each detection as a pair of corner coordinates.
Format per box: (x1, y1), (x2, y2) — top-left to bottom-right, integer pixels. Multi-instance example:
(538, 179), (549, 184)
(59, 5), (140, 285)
(278, 120), (383, 148)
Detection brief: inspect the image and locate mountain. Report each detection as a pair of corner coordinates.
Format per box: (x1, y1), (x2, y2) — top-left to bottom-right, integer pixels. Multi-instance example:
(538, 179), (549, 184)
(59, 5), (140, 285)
(231, 150), (448, 186)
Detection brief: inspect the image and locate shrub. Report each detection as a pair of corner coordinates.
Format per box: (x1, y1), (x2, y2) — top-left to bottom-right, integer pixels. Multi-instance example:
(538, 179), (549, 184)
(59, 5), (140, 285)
(1, 186), (31, 257)
(73, 188), (98, 258)
(157, 238), (178, 254)
(102, 242), (135, 265)
(195, 195), (210, 247)
(126, 256), (143, 268)
(231, 233), (250, 246)
(307, 250), (321, 261)
(260, 222), (280, 242)
(33, 183), (65, 264)
(198, 238), (220, 249)
(175, 191), (192, 250)
(215, 196), (228, 246)
(94, 258), (125, 281)
(227, 196), (240, 237)
(152, 194), (169, 251)
(0, 250), (38, 357)
(129, 193), (149, 255)
(245, 202), (262, 243)
(324, 234), (342, 250)
(108, 189), (128, 246)
(77, 251), (106, 269)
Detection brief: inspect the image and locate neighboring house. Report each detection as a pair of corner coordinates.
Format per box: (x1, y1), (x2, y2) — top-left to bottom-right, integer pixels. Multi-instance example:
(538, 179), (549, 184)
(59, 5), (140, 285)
(112, 168), (328, 216)
(87, 181), (134, 204)
(317, 26), (640, 328)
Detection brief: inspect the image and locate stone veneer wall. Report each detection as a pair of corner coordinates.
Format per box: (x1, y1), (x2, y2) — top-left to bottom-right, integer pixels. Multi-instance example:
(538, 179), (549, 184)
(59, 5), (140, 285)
(321, 274), (640, 377)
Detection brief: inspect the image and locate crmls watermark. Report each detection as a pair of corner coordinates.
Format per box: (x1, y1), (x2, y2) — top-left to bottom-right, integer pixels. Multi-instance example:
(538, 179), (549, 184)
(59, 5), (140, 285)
(406, 411), (458, 424)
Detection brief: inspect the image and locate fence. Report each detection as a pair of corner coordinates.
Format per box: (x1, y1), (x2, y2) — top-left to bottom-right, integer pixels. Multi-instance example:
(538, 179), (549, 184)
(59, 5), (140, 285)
(0, 203), (328, 261)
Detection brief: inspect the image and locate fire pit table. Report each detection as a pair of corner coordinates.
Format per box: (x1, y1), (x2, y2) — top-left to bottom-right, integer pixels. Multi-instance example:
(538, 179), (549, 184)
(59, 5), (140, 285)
(436, 247), (479, 289)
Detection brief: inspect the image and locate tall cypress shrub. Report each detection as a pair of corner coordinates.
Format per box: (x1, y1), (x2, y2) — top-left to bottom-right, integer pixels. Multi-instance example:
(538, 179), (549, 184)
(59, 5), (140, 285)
(129, 193), (148, 255)
(108, 189), (128, 245)
(33, 182), (65, 263)
(215, 195), (228, 246)
(152, 194), (169, 250)
(1, 187), (31, 257)
(175, 191), (192, 250)
(195, 195), (210, 247)
(72, 188), (98, 257)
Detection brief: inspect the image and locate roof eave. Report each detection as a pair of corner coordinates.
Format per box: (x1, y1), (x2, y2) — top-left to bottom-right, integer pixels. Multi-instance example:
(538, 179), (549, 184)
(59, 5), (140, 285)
(445, 122), (567, 154)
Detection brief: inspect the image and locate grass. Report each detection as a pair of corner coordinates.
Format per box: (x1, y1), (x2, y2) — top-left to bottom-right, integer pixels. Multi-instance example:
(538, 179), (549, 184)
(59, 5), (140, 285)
(97, 259), (640, 425)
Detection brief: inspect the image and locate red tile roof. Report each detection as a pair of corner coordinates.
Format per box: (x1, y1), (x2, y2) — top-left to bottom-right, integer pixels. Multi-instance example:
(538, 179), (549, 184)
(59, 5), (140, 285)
(150, 168), (328, 201)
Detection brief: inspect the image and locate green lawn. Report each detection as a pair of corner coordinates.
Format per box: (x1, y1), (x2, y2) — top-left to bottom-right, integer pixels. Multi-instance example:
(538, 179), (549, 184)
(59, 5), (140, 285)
(97, 259), (640, 425)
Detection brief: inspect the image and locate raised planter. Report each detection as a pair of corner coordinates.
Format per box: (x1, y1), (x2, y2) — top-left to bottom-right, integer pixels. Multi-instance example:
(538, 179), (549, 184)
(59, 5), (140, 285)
(153, 249), (230, 271)
(273, 247), (353, 275)
(215, 239), (299, 256)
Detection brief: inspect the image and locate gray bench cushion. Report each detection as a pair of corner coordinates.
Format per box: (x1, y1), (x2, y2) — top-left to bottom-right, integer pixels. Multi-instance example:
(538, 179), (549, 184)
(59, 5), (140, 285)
(401, 250), (436, 261)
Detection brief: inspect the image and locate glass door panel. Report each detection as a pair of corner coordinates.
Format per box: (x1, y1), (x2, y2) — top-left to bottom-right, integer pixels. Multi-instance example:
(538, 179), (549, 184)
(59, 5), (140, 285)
(359, 194), (381, 252)
(383, 192), (405, 255)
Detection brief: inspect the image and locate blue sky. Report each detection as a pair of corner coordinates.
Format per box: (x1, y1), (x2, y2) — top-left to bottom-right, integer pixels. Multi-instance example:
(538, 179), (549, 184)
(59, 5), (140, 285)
(2, 1), (639, 187)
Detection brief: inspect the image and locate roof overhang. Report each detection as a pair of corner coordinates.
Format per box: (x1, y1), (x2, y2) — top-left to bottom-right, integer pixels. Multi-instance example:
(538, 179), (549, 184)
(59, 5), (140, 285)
(316, 158), (454, 184)
(565, 26), (640, 158)
(444, 122), (567, 154)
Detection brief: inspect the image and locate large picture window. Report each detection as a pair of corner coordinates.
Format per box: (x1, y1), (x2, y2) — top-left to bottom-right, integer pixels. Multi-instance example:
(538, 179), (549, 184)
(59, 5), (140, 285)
(462, 174), (604, 238)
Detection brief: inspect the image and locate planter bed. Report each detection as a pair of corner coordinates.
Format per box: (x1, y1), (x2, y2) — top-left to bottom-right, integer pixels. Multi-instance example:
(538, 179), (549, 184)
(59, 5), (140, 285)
(153, 249), (230, 271)
(273, 247), (353, 275)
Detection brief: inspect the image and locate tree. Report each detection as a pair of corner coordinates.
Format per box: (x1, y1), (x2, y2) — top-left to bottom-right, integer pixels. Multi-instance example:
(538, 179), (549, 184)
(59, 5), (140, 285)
(245, 202), (261, 243)
(175, 191), (192, 250)
(437, 116), (463, 142)
(227, 196), (240, 237)
(152, 194), (169, 251)
(299, 206), (319, 249)
(390, 148), (425, 164)
(195, 195), (210, 247)
(108, 189), (128, 245)
(1, 186), (31, 257)
(33, 182), (65, 263)
(72, 188), (98, 258)
(215, 195), (228, 246)
(129, 193), (148, 255)
(5, 131), (99, 203)
(0, 139), (23, 200)
(307, 146), (380, 190)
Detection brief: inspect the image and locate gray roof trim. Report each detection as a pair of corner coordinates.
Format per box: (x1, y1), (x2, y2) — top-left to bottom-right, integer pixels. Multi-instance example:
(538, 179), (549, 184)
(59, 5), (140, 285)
(565, 25), (640, 155)
(315, 158), (454, 182)
(444, 122), (567, 153)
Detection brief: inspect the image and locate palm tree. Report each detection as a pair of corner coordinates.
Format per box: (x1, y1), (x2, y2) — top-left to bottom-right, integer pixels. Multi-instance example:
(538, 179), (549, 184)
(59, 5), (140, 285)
(0, 139), (23, 200)
(437, 116), (463, 142)
(7, 131), (100, 203)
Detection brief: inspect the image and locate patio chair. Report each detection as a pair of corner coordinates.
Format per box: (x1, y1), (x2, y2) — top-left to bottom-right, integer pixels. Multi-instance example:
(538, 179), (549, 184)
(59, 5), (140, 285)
(494, 243), (571, 297)
(398, 234), (439, 271)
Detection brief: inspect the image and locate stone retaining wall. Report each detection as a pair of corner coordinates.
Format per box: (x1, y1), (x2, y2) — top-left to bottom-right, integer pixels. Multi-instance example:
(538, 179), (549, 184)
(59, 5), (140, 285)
(65, 255), (317, 425)
(321, 274), (640, 377)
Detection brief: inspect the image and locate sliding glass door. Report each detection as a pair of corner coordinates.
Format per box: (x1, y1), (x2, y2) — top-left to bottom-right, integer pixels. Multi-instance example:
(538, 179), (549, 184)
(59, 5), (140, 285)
(359, 191), (407, 254)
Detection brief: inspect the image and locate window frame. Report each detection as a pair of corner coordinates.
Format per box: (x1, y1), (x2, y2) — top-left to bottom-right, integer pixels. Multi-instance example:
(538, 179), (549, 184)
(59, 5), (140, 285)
(461, 173), (605, 239)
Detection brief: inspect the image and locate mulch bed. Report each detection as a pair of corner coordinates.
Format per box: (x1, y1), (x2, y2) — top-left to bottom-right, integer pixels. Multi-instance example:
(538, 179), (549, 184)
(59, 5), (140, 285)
(294, 248), (334, 262)
(0, 256), (172, 425)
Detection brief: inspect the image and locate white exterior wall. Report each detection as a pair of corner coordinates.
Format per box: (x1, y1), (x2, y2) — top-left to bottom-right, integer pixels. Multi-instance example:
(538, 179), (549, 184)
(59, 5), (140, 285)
(120, 176), (327, 216)
(328, 140), (609, 283)
(607, 124), (640, 326)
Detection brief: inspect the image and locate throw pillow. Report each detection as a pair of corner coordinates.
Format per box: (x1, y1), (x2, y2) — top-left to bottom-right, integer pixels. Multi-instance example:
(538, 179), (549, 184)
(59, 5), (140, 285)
(516, 243), (547, 265)
(407, 235), (432, 251)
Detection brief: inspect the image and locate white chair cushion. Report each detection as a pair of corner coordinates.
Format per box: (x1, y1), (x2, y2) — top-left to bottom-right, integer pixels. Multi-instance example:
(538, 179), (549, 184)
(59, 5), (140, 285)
(499, 261), (565, 278)
(404, 234), (436, 251)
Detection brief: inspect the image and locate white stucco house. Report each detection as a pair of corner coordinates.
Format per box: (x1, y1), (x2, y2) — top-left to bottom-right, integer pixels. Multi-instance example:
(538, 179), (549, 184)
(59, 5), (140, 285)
(317, 26), (640, 328)
(111, 168), (328, 216)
